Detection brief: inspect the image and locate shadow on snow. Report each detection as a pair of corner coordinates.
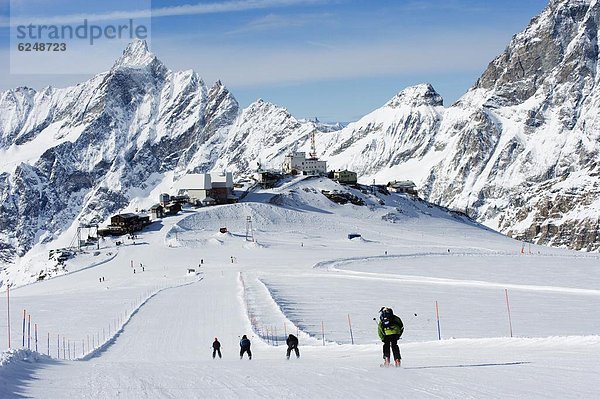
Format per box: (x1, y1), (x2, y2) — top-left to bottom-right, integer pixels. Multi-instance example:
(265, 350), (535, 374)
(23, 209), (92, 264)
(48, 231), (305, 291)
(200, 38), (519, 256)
(404, 361), (532, 370)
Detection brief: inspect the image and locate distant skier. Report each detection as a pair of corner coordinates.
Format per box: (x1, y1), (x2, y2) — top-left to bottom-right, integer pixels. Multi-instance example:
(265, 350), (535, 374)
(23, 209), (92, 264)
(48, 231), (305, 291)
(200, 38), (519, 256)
(377, 307), (404, 367)
(240, 335), (252, 360)
(286, 334), (300, 359)
(212, 337), (222, 359)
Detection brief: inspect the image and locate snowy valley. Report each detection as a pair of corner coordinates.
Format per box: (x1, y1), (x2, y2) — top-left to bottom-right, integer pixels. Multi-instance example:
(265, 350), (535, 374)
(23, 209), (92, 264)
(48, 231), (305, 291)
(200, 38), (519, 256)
(0, 178), (598, 398)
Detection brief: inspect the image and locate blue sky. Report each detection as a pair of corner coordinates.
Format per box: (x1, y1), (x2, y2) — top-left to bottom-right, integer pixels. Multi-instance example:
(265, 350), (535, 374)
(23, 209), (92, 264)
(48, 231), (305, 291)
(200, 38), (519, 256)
(0, 0), (549, 121)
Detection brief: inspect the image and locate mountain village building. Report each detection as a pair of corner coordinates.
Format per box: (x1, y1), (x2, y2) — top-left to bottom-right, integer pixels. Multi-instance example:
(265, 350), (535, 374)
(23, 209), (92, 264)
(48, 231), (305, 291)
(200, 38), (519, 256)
(174, 172), (236, 205)
(387, 180), (418, 195)
(255, 170), (282, 188)
(282, 152), (327, 176)
(210, 171), (237, 204)
(332, 169), (358, 185)
(98, 213), (151, 236)
(174, 174), (212, 204)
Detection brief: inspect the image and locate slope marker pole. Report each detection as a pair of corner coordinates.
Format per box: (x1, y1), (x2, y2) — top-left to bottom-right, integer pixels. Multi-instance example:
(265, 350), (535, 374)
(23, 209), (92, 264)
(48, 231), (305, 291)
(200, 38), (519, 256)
(435, 301), (441, 340)
(22, 309), (26, 348)
(505, 289), (514, 337)
(348, 314), (355, 345)
(321, 321), (325, 346)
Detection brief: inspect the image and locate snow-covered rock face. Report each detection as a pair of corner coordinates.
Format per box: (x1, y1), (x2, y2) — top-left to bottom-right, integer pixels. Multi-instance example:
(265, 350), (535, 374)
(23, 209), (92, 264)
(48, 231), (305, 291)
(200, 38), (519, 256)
(0, 41), (319, 267)
(386, 84), (444, 108)
(323, 0), (600, 251)
(0, 41), (233, 264)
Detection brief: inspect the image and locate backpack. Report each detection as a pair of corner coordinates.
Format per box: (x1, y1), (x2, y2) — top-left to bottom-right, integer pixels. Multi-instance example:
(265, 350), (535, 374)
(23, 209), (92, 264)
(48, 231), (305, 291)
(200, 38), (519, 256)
(380, 308), (394, 328)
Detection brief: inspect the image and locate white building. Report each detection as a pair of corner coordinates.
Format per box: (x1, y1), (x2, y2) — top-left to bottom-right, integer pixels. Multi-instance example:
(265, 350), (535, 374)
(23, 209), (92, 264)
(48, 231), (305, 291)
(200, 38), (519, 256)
(282, 152), (327, 176)
(174, 172), (237, 205)
(387, 180), (418, 195)
(174, 174), (212, 203)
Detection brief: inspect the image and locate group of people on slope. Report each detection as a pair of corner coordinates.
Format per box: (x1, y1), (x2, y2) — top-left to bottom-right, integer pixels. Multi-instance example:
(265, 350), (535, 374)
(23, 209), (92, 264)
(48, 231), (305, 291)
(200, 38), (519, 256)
(211, 307), (403, 366)
(211, 334), (300, 360)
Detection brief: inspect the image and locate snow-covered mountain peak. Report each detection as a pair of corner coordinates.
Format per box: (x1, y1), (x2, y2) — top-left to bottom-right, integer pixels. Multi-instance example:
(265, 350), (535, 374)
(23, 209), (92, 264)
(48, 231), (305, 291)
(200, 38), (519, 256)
(208, 80), (231, 99)
(112, 39), (157, 69)
(385, 83), (444, 108)
(243, 99), (296, 120)
(473, 0), (599, 107)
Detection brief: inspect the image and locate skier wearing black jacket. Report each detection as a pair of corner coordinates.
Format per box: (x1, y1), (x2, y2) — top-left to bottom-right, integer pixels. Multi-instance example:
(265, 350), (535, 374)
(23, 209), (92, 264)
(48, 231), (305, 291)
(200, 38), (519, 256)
(286, 334), (300, 359)
(240, 335), (252, 360)
(212, 337), (222, 359)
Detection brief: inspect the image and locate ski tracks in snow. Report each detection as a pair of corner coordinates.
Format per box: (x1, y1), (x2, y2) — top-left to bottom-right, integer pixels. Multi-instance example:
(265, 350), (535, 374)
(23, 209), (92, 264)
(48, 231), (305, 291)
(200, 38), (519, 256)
(315, 252), (600, 296)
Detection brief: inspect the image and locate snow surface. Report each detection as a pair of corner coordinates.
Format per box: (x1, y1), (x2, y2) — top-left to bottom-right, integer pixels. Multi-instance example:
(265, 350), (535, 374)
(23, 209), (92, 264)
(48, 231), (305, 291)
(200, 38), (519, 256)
(0, 178), (598, 398)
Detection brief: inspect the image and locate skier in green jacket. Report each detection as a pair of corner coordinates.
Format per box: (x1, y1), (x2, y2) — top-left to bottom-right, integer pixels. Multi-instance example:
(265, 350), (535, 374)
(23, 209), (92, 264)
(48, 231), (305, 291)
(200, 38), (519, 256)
(377, 307), (404, 367)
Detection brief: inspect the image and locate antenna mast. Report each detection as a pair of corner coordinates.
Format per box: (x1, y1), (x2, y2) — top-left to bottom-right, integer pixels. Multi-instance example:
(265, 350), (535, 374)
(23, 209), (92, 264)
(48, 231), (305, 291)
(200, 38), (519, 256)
(309, 130), (317, 159)
(245, 216), (255, 242)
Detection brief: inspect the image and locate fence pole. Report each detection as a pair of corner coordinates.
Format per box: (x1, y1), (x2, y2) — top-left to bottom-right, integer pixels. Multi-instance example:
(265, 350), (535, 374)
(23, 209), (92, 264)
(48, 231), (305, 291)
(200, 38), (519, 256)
(274, 326), (278, 346)
(27, 314), (31, 349)
(22, 309), (26, 347)
(6, 286), (10, 349)
(505, 289), (514, 338)
(435, 301), (441, 340)
(47, 332), (50, 356)
(348, 314), (354, 345)
(321, 321), (325, 346)
(63, 337), (66, 359)
(34, 323), (38, 352)
(57, 334), (60, 358)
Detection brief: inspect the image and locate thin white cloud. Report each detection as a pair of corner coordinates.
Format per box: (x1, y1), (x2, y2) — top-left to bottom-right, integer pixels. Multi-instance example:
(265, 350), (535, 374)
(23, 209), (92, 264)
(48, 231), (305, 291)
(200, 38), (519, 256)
(225, 12), (334, 35)
(0, 0), (329, 27)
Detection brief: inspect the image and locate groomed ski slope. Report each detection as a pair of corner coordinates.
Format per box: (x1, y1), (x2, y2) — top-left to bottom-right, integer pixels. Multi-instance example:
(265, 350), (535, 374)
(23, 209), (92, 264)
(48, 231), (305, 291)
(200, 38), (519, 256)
(1, 178), (599, 398)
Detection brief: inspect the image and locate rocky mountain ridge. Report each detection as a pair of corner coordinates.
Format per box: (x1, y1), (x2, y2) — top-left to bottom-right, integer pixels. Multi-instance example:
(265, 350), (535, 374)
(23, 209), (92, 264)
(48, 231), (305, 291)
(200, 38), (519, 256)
(321, 0), (600, 251)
